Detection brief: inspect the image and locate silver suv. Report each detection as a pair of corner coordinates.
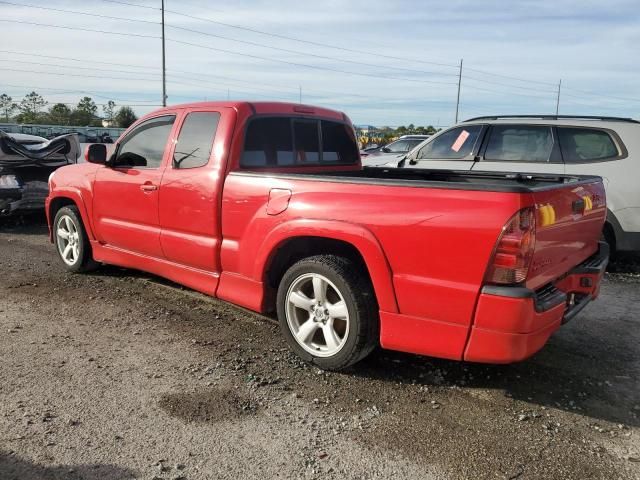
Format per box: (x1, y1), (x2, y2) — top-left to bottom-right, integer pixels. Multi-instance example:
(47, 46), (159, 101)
(397, 115), (640, 254)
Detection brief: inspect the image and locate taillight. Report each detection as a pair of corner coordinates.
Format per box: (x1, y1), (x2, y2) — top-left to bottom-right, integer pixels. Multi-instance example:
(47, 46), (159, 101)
(485, 207), (536, 285)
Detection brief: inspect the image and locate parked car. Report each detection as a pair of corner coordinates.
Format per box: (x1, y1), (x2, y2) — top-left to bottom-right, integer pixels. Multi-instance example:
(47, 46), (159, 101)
(395, 115), (640, 254)
(361, 135), (431, 166)
(0, 132), (79, 217)
(46, 102), (607, 370)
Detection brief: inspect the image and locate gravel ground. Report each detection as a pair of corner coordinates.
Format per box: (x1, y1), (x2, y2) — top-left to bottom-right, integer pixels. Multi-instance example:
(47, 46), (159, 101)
(0, 218), (639, 480)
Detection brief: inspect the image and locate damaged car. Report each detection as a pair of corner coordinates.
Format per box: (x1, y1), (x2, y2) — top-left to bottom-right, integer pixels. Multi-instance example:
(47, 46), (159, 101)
(0, 131), (80, 217)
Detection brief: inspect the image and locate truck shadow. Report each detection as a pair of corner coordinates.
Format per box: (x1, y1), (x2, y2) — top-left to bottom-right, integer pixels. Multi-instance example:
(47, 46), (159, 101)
(352, 322), (639, 427)
(0, 451), (136, 480)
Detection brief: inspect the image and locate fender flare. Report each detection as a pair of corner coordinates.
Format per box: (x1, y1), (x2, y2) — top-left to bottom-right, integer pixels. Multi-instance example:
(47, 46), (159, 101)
(48, 188), (96, 241)
(253, 218), (399, 313)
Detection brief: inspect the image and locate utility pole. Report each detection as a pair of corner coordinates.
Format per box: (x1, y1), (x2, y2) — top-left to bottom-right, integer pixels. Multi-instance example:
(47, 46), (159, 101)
(299, 85), (302, 103)
(555, 79), (562, 116)
(161, 0), (167, 107)
(455, 58), (463, 123)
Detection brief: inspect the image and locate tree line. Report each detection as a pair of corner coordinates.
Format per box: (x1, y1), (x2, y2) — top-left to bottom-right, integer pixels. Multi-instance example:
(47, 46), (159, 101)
(0, 91), (138, 128)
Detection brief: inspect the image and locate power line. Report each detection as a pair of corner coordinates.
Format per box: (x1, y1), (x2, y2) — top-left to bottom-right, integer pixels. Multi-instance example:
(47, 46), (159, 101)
(165, 24), (457, 78)
(3, 67), (158, 82)
(0, 58), (160, 79)
(463, 66), (558, 87)
(0, 83), (161, 104)
(0, 1), (159, 25)
(0, 50), (449, 103)
(562, 88), (640, 105)
(97, 0), (461, 70)
(462, 83), (555, 100)
(0, 19), (457, 87)
(167, 38), (458, 87)
(4, 0), (457, 79)
(463, 75), (557, 95)
(0, 49), (157, 71)
(0, 19), (160, 39)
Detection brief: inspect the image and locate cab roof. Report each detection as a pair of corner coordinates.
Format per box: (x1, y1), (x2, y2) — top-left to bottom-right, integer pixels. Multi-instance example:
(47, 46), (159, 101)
(148, 101), (348, 122)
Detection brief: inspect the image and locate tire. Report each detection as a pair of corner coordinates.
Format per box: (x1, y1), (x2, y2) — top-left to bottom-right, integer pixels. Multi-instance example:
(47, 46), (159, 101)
(602, 223), (617, 261)
(276, 255), (379, 371)
(53, 205), (98, 273)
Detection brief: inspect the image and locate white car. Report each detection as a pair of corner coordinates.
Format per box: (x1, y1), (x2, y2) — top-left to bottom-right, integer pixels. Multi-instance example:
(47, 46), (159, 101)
(361, 135), (431, 167)
(397, 115), (640, 254)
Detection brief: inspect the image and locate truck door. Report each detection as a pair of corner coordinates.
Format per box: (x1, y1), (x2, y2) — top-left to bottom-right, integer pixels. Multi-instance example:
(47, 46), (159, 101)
(92, 114), (176, 258)
(158, 108), (233, 274)
(470, 124), (565, 174)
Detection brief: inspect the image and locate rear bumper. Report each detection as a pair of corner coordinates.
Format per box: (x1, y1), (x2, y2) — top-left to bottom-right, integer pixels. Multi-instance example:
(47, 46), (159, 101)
(0, 181), (48, 216)
(463, 242), (609, 363)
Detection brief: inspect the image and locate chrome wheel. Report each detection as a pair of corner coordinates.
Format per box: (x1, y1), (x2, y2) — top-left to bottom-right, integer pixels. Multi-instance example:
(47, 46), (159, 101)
(285, 273), (350, 357)
(56, 214), (81, 266)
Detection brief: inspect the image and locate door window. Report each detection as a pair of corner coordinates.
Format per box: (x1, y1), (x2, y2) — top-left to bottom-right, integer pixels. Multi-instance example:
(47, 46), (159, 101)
(558, 128), (619, 163)
(484, 125), (554, 162)
(173, 112), (220, 169)
(386, 140), (410, 153)
(115, 115), (175, 168)
(416, 125), (482, 160)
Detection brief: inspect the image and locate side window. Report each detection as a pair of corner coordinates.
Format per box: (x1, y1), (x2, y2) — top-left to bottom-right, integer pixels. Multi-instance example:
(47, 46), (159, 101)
(115, 115), (175, 168)
(558, 128), (619, 163)
(322, 120), (358, 163)
(242, 117), (293, 167)
(387, 140), (409, 152)
(484, 125), (554, 162)
(241, 117), (358, 167)
(173, 112), (220, 169)
(416, 125), (482, 160)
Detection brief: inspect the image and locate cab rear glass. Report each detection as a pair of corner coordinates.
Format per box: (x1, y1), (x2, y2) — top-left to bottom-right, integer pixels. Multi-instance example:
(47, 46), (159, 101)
(241, 117), (358, 168)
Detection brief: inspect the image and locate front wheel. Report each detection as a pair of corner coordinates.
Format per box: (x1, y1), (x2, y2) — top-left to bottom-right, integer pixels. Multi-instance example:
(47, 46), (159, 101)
(276, 255), (378, 371)
(53, 206), (98, 273)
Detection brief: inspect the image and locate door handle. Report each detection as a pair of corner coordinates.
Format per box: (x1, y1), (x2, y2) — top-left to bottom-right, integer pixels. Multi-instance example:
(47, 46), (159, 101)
(140, 183), (158, 192)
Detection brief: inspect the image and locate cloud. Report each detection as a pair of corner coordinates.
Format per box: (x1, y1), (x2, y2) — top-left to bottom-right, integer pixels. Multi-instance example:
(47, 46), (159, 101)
(0, 0), (638, 125)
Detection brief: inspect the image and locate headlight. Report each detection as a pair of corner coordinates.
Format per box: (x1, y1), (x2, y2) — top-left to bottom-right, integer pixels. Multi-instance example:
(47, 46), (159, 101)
(0, 174), (20, 189)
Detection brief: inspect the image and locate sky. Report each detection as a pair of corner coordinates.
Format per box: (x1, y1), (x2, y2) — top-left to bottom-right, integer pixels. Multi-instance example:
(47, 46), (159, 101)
(1, 0), (639, 127)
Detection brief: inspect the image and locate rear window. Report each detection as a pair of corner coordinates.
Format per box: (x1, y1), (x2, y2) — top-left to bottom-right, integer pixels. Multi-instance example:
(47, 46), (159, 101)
(484, 125), (554, 162)
(558, 128), (619, 163)
(241, 117), (358, 167)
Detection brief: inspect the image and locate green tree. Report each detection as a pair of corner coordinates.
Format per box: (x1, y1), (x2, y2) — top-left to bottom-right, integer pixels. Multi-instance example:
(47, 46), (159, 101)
(18, 91), (47, 123)
(0, 94), (17, 122)
(48, 103), (72, 125)
(102, 100), (116, 126)
(71, 96), (98, 126)
(115, 106), (137, 128)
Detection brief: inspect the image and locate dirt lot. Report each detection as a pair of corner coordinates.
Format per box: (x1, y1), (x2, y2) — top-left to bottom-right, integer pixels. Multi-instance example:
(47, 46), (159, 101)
(1, 219), (639, 480)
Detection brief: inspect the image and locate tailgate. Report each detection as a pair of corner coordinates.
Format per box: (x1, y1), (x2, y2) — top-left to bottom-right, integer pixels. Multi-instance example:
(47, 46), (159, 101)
(526, 179), (606, 290)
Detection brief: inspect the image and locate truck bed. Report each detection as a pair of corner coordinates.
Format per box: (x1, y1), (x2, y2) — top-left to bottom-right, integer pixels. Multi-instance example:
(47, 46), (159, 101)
(236, 167), (602, 193)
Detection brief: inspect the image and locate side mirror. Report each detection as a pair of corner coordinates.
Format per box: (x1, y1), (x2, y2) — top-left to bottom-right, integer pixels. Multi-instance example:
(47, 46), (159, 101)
(86, 144), (107, 165)
(381, 146), (391, 153)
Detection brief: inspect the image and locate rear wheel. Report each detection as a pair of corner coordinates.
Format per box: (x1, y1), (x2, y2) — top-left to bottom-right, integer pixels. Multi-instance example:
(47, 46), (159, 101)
(53, 206), (98, 273)
(602, 223), (616, 260)
(276, 255), (378, 370)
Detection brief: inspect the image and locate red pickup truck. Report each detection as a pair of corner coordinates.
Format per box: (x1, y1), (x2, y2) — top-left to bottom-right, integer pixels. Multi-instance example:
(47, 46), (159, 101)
(46, 101), (608, 370)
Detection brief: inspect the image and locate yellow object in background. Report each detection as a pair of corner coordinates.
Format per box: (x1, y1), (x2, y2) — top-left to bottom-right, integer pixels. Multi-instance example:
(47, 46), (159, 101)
(538, 204), (557, 226)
